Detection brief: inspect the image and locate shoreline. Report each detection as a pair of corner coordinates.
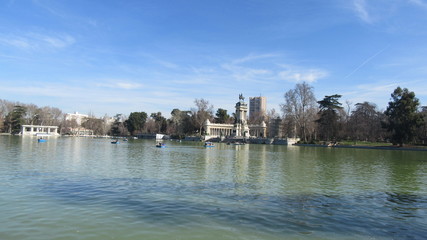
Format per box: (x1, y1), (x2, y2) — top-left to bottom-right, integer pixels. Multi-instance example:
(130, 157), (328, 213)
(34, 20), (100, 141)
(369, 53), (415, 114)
(294, 143), (427, 152)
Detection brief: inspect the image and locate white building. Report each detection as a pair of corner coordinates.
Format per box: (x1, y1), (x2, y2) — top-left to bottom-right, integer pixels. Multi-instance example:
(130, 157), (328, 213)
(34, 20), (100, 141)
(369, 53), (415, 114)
(204, 94), (266, 139)
(65, 112), (88, 125)
(21, 125), (60, 136)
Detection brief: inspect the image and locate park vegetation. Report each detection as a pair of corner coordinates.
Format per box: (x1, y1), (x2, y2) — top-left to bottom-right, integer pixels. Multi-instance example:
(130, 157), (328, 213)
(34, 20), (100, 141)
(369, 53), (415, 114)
(1, 84), (426, 146)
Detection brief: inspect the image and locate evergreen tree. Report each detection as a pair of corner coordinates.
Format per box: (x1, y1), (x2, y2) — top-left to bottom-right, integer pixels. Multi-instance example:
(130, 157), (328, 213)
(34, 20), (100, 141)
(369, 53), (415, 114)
(110, 114), (129, 136)
(126, 112), (147, 135)
(215, 108), (230, 123)
(4, 105), (27, 134)
(316, 94), (343, 141)
(383, 87), (423, 146)
(150, 112), (167, 133)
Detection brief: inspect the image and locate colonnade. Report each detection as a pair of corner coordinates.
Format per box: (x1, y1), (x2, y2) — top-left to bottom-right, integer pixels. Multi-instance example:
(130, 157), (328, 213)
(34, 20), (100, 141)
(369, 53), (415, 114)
(249, 127), (266, 138)
(21, 125), (59, 136)
(208, 127), (234, 137)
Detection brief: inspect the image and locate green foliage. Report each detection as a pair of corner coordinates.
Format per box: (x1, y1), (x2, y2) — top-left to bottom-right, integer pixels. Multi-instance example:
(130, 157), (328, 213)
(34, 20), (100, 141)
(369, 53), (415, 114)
(150, 112), (167, 133)
(316, 94), (343, 141)
(383, 87), (423, 146)
(110, 114), (129, 136)
(126, 112), (147, 135)
(215, 108), (229, 123)
(349, 102), (385, 142)
(5, 105), (27, 134)
(170, 109), (194, 136)
(317, 94), (343, 111)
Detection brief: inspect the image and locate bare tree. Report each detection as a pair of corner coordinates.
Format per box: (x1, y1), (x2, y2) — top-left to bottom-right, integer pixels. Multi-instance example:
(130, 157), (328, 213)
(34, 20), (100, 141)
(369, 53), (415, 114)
(280, 82), (317, 142)
(192, 98), (214, 136)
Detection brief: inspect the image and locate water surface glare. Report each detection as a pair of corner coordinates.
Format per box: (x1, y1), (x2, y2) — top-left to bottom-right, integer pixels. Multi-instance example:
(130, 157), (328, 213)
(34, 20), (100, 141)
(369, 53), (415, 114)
(1, 136), (426, 239)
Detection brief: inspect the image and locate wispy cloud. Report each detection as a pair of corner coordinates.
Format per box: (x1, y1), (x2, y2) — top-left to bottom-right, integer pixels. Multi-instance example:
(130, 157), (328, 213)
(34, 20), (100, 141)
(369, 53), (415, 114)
(353, 0), (372, 23)
(0, 32), (75, 50)
(221, 63), (272, 82)
(409, 0), (427, 9)
(278, 64), (328, 83)
(231, 53), (279, 65)
(155, 60), (180, 70)
(0, 36), (31, 48)
(96, 80), (143, 90)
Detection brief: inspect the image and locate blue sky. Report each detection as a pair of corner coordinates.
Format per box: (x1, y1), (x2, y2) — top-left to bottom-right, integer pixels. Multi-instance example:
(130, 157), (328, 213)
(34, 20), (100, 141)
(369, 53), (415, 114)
(1, 0), (427, 117)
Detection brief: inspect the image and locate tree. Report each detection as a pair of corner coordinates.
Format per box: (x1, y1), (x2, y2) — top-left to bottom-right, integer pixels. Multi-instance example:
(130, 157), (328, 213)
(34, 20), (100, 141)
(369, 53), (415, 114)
(280, 82), (317, 142)
(126, 112), (147, 135)
(150, 112), (167, 133)
(215, 108), (230, 123)
(110, 114), (129, 136)
(349, 102), (385, 142)
(418, 106), (427, 144)
(383, 87), (423, 146)
(5, 105), (27, 134)
(81, 117), (105, 135)
(192, 98), (213, 136)
(168, 109), (194, 137)
(0, 99), (15, 132)
(316, 94), (343, 141)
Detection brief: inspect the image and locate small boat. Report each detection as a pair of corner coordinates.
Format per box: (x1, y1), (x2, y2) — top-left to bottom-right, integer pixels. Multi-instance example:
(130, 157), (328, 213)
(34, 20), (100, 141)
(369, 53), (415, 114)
(111, 140), (120, 144)
(204, 142), (215, 147)
(156, 143), (166, 148)
(38, 138), (47, 143)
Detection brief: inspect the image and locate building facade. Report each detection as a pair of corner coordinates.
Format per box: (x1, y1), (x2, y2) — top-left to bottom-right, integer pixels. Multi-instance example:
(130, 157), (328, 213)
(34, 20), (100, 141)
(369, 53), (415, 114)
(21, 125), (60, 136)
(249, 96), (266, 121)
(269, 117), (283, 138)
(204, 94), (266, 139)
(65, 112), (89, 125)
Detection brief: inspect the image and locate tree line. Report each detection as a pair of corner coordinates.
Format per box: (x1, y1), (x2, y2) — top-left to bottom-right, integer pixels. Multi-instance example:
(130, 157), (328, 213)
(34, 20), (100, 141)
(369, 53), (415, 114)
(1, 84), (426, 146)
(0, 98), (231, 139)
(281, 82), (427, 146)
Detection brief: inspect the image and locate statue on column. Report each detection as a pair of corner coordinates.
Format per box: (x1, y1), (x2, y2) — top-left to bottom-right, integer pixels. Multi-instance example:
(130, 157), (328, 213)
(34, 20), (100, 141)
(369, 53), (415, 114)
(239, 93), (245, 101)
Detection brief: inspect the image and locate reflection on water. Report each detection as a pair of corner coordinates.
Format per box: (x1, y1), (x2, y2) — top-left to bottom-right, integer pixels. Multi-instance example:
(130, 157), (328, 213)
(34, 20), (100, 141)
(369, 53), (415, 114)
(1, 136), (427, 240)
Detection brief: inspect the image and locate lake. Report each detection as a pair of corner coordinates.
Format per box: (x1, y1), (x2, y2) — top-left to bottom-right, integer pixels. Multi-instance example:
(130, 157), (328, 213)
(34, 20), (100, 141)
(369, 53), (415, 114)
(1, 136), (426, 239)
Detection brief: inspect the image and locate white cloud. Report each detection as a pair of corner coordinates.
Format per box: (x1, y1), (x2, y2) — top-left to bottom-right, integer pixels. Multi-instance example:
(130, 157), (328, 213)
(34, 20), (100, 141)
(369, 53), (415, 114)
(96, 80), (143, 90)
(278, 65), (328, 83)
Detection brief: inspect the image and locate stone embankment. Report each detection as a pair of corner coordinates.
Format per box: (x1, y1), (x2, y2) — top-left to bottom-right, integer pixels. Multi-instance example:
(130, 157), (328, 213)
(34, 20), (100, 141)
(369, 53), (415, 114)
(294, 143), (427, 151)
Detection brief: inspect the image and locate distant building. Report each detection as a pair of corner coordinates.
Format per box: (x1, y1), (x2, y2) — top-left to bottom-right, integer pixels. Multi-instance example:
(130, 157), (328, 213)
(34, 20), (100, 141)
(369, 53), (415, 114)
(204, 94), (266, 139)
(249, 96), (266, 121)
(65, 112), (88, 125)
(21, 125), (60, 136)
(269, 117), (283, 138)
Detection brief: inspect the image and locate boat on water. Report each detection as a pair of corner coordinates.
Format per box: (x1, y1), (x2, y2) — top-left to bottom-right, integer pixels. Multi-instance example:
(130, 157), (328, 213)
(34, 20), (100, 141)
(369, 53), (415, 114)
(156, 143), (166, 148)
(204, 142), (215, 147)
(111, 139), (120, 144)
(37, 138), (47, 143)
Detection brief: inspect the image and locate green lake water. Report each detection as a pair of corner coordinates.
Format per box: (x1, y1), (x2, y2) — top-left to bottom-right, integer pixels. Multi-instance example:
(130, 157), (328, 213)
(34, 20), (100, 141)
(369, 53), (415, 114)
(1, 136), (426, 239)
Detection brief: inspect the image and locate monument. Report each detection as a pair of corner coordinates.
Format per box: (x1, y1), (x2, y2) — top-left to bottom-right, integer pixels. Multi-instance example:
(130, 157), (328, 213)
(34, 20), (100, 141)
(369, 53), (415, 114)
(204, 94), (266, 140)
